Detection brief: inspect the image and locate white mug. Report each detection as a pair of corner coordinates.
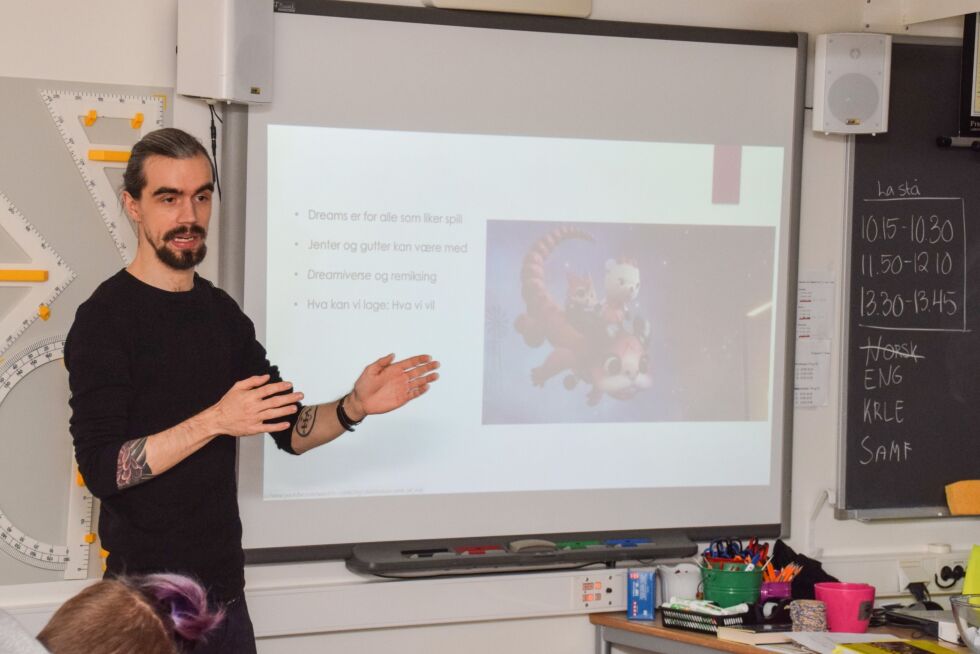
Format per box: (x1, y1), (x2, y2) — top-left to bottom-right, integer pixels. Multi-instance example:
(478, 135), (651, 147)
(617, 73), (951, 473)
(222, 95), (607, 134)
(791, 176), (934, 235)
(657, 562), (702, 604)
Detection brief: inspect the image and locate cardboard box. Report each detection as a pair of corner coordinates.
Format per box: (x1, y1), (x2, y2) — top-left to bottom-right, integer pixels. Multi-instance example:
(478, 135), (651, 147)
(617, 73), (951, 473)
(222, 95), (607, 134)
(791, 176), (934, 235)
(628, 569), (656, 620)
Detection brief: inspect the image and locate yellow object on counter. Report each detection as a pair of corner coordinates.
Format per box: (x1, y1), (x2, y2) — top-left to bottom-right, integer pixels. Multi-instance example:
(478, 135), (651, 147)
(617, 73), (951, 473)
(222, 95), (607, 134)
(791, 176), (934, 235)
(964, 544), (980, 595)
(946, 480), (980, 515)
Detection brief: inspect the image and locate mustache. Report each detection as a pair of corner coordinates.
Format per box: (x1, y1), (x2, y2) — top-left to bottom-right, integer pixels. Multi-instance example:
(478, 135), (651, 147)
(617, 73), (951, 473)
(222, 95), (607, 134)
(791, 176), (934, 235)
(163, 225), (207, 242)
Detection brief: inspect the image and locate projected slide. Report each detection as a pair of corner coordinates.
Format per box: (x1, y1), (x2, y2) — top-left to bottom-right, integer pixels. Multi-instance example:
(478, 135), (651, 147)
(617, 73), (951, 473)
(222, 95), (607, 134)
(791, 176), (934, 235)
(262, 125), (783, 500)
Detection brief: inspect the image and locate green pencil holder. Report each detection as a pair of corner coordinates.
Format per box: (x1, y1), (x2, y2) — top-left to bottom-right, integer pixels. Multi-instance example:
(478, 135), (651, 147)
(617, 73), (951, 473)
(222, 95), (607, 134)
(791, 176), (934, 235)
(701, 567), (763, 608)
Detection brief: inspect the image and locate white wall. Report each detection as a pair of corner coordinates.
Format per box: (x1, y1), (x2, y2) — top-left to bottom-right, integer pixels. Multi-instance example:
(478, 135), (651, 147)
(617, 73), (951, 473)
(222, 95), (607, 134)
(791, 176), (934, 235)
(0, 0), (220, 283)
(1, 2), (977, 653)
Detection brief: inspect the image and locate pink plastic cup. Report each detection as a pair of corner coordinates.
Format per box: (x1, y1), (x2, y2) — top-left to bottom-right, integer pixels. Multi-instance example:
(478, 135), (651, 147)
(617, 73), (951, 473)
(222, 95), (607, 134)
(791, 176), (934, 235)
(814, 582), (875, 632)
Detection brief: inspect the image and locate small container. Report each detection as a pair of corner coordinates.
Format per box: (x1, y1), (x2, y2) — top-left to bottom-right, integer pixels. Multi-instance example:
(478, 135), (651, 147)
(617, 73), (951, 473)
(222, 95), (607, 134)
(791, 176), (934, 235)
(813, 582), (875, 633)
(657, 563), (701, 603)
(950, 594), (980, 654)
(660, 606), (747, 634)
(789, 599), (827, 631)
(760, 581), (792, 602)
(627, 569), (656, 621)
(702, 567), (762, 608)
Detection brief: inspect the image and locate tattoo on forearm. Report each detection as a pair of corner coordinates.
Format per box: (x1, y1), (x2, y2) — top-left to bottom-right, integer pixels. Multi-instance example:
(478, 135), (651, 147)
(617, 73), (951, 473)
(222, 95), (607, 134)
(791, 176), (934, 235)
(117, 437), (154, 490)
(296, 406), (317, 437)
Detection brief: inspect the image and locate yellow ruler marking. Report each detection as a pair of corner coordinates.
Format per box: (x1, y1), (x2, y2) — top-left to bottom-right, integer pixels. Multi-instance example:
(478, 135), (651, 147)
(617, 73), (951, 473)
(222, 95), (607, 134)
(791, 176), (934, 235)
(0, 269), (49, 282)
(88, 149), (130, 162)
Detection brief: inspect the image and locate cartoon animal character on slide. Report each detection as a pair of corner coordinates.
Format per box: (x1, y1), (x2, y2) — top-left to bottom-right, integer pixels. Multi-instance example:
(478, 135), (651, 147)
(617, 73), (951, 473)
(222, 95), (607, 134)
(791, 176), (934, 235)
(513, 226), (652, 405)
(601, 257), (641, 327)
(577, 317), (652, 405)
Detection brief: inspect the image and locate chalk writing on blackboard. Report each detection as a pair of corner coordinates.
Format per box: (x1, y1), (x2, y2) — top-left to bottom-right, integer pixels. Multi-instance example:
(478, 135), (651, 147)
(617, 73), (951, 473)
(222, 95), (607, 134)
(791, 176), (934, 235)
(856, 192), (967, 333)
(841, 41), (980, 517)
(852, 184), (968, 468)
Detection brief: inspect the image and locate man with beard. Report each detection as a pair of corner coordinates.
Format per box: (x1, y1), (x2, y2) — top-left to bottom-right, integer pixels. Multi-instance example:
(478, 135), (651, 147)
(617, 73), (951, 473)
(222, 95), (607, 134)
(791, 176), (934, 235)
(65, 128), (439, 653)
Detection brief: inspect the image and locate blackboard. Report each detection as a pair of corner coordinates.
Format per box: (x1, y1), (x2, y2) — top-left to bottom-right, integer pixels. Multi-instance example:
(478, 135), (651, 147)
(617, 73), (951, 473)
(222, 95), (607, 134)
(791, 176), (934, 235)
(841, 39), (980, 519)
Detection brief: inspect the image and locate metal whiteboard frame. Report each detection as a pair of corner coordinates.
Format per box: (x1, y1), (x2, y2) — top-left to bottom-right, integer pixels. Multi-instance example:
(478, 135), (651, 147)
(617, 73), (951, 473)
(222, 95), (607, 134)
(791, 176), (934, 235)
(230, 0), (806, 563)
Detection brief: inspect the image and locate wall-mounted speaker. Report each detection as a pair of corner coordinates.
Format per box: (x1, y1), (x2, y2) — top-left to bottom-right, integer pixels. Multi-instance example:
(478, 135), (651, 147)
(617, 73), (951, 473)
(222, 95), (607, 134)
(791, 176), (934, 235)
(813, 33), (891, 134)
(177, 0), (274, 104)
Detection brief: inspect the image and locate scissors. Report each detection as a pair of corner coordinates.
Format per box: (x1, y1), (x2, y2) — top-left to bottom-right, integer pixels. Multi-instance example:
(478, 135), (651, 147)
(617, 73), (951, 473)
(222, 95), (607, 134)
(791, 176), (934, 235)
(704, 538), (743, 559)
(745, 538), (769, 562)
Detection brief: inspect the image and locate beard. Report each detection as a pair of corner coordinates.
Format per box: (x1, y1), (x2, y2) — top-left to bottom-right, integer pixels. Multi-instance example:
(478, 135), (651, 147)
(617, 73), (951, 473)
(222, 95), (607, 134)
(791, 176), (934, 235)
(153, 225), (208, 271)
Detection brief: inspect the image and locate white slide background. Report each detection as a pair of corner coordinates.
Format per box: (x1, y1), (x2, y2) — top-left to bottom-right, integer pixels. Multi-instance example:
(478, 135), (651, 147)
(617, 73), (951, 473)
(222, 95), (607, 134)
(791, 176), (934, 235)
(262, 126), (782, 500)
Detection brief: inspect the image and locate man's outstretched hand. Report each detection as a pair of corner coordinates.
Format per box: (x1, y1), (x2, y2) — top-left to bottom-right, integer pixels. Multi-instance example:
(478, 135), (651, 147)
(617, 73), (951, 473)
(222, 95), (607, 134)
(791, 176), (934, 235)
(346, 354), (440, 420)
(210, 375), (304, 437)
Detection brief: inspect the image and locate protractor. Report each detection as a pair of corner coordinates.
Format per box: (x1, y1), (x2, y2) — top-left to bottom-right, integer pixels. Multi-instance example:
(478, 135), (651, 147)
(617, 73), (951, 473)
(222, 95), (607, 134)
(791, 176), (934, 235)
(0, 336), (95, 577)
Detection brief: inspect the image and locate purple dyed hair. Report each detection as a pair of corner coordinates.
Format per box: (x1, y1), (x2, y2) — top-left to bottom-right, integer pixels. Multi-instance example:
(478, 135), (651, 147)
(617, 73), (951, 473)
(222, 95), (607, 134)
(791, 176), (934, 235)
(135, 573), (226, 645)
(38, 573), (225, 654)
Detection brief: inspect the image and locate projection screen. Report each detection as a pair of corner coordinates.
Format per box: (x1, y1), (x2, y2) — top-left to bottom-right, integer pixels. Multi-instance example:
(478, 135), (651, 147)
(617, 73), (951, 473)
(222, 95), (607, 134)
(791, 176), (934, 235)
(239, 1), (804, 555)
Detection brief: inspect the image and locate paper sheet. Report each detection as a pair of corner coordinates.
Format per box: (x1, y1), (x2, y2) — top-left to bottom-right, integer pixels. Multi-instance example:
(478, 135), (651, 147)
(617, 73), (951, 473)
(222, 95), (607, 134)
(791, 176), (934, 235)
(797, 272), (836, 340)
(794, 338), (832, 408)
(788, 631), (900, 654)
(794, 271), (836, 408)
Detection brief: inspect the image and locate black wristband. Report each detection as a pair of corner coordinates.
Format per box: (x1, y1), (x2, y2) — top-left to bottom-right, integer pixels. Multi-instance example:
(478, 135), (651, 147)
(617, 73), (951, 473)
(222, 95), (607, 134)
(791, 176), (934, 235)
(336, 393), (363, 432)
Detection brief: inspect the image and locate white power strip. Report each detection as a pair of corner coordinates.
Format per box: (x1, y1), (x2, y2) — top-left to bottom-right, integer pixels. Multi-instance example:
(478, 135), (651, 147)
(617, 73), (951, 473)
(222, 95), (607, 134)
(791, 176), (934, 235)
(821, 551), (970, 599)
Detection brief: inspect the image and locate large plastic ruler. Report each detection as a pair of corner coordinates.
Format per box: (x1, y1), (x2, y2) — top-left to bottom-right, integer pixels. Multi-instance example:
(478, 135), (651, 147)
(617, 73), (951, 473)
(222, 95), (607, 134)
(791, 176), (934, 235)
(0, 192), (75, 358)
(40, 89), (166, 263)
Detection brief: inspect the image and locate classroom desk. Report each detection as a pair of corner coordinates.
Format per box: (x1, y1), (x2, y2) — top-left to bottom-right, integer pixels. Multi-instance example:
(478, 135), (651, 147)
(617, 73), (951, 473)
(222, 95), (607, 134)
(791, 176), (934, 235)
(591, 613), (763, 654)
(589, 613), (969, 654)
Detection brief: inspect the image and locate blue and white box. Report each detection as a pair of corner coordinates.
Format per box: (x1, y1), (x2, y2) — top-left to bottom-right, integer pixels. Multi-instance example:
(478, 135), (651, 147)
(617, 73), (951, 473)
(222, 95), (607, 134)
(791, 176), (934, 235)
(627, 568), (656, 620)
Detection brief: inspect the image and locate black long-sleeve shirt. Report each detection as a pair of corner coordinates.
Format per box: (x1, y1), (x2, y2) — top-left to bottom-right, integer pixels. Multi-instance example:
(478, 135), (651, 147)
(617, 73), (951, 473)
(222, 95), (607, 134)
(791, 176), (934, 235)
(65, 270), (298, 602)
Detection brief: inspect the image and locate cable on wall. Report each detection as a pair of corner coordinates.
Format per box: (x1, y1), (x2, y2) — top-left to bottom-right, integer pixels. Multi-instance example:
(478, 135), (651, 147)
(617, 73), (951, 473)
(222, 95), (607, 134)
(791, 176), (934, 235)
(207, 101), (223, 199)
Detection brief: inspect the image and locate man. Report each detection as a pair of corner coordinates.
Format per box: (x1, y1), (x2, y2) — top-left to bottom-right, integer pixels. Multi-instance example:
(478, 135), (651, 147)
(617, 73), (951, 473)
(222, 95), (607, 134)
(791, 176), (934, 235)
(65, 128), (439, 653)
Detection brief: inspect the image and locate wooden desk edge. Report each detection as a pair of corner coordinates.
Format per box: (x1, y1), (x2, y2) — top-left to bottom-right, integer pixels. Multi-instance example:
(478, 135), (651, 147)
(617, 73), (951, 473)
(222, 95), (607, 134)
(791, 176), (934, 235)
(590, 612), (970, 654)
(590, 613), (764, 654)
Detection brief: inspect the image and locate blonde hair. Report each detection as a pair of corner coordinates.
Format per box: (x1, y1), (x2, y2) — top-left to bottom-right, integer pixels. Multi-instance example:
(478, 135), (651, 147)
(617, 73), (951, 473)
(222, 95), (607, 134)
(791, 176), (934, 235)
(37, 574), (223, 654)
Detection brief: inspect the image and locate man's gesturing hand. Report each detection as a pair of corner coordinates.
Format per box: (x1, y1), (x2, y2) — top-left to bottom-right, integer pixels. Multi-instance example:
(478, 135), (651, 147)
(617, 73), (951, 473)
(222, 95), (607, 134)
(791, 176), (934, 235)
(210, 374), (304, 436)
(346, 354), (440, 420)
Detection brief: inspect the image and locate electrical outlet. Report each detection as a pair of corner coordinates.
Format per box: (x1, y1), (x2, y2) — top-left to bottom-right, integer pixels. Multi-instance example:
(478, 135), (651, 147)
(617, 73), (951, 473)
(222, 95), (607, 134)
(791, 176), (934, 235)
(898, 558), (931, 590)
(931, 555), (968, 592)
(822, 551), (973, 600)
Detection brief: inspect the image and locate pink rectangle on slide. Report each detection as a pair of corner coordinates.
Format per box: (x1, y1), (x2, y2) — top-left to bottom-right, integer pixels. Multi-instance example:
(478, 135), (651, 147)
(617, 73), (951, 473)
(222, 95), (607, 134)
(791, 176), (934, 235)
(712, 145), (742, 205)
